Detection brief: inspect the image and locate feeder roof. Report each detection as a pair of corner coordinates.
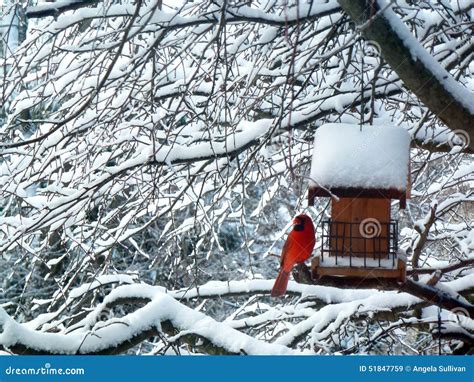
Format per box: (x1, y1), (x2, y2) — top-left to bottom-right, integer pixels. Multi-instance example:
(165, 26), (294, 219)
(310, 123), (411, 191)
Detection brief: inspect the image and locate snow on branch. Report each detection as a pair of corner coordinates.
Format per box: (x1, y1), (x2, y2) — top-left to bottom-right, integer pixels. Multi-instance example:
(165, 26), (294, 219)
(170, 279), (375, 302)
(26, 0), (341, 26)
(0, 119), (271, 254)
(0, 284), (301, 355)
(337, 0), (474, 149)
(67, 274), (139, 299)
(26, 0), (102, 19)
(225, 1), (341, 26)
(3, 274), (470, 355)
(276, 274), (474, 347)
(1, 0), (472, 356)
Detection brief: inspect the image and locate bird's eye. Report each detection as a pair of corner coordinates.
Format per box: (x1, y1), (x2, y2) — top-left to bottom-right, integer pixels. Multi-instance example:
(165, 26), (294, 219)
(293, 218), (304, 231)
(293, 224), (304, 231)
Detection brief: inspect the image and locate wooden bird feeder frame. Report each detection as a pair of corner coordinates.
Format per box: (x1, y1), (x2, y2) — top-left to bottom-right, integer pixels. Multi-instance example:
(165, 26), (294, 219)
(319, 219), (399, 266)
(308, 124), (410, 283)
(309, 189), (407, 282)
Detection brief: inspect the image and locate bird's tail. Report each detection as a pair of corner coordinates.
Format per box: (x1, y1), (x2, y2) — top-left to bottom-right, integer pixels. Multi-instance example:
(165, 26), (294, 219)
(271, 269), (290, 297)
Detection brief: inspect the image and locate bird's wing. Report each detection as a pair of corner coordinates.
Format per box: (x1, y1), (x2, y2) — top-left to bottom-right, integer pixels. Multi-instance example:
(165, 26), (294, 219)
(280, 234), (294, 268)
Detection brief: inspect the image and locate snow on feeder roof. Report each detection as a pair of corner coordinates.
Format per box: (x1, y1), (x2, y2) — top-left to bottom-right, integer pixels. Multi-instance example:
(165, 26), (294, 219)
(309, 123), (411, 205)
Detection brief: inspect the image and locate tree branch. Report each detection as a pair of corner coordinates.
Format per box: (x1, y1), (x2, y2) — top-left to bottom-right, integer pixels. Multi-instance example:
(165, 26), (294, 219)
(337, 0), (474, 150)
(400, 279), (474, 316)
(295, 264), (474, 316)
(26, 0), (102, 18)
(409, 258), (474, 277)
(0, 289), (298, 355)
(411, 204), (438, 278)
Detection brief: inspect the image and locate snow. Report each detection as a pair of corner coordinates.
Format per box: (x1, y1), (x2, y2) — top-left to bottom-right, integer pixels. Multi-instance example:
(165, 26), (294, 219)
(155, 119), (271, 163)
(229, 1), (340, 24)
(26, 0), (90, 15)
(171, 279), (375, 303)
(319, 254), (399, 269)
(275, 291), (420, 347)
(0, 285), (303, 355)
(444, 273), (474, 293)
(378, 0), (474, 114)
(310, 123), (411, 190)
(0, 0), (471, 357)
(68, 274), (138, 299)
(1, 273), (473, 354)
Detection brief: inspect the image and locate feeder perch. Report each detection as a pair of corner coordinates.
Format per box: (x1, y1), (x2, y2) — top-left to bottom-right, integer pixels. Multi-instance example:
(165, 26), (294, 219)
(308, 123), (410, 282)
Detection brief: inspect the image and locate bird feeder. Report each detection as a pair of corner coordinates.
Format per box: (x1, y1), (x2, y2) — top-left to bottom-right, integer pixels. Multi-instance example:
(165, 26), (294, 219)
(308, 123), (410, 282)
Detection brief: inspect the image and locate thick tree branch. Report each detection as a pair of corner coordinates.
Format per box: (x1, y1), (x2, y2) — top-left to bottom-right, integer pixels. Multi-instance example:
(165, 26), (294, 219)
(433, 329), (474, 347)
(337, 0), (474, 150)
(294, 264), (474, 316)
(400, 279), (474, 316)
(26, 1), (341, 25)
(412, 140), (474, 154)
(2, 321), (234, 356)
(2, 276), (473, 355)
(0, 289), (298, 355)
(26, 0), (102, 18)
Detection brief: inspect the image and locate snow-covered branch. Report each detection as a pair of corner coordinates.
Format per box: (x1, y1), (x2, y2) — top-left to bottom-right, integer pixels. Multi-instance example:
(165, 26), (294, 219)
(0, 284), (301, 355)
(2, 275), (472, 355)
(337, 0), (474, 149)
(1, 0), (472, 355)
(26, 0), (102, 19)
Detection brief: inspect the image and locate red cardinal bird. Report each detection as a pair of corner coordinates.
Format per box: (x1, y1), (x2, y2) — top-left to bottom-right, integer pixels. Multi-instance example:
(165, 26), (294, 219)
(271, 214), (315, 297)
